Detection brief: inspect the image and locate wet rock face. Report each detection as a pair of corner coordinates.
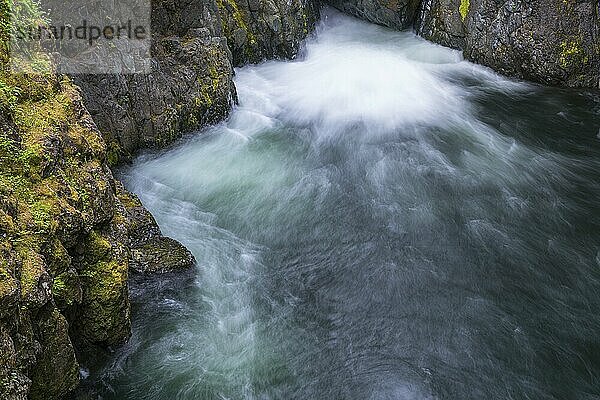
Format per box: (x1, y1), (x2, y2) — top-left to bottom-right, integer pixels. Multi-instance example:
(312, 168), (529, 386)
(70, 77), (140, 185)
(71, 0), (322, 160)
(332, 0), (599, 88)
(216, 0), (321, 66)
(0, 72), (194, 400)
(416, 0), (600, 88)
(327, 0), (420, 29)
(152, 0), (224, 38)
(74, 31), (237, 162)
(463, 0), (599, 88)
(61, 0), (237, 163)
(415, 0), (465, 49)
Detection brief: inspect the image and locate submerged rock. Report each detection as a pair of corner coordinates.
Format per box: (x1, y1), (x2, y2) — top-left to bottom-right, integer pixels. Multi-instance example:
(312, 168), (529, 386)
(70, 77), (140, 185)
(131, 237), (196, 273)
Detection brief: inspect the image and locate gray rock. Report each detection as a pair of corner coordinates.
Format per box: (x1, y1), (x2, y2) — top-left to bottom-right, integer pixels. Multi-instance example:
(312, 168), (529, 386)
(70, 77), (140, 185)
(415, 0), (465, 49)
(73, 34), (237, 162)
(327, 0), (420, 29)
(131, 237), (196, 273)
(217, 0), (321, 66)
(416, 0), (600, 87)
(332, 0), (599, 88)
(462, 0), (599, 88)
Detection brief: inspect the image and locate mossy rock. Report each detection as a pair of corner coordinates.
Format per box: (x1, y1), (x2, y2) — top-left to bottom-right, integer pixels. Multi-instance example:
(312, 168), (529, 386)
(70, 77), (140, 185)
(28, 307), (79, 400)
(130, 236), (196, 274)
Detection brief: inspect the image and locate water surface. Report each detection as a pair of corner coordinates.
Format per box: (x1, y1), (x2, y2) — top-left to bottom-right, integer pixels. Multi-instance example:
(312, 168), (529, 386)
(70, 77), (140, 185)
(92, 9), (600, 400)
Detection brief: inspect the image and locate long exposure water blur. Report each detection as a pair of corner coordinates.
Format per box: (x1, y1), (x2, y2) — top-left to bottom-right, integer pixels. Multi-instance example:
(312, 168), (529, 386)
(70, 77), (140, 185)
(85, 9), (600, 400)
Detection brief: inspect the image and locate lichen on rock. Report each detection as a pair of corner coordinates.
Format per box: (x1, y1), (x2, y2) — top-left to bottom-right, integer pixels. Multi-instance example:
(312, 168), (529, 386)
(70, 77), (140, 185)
(0, 1), (196, 398)
(216, 0), (320, 66)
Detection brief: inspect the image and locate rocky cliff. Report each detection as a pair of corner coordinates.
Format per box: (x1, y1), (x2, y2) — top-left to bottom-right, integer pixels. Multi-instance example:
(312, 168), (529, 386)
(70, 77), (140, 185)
(329, 0), (600, 88)
(0, 65), (195, 400)
(0, 0), (321, 398)
(72, 0), (238, 163)
(417, 0), (599, 88)
(74, 0), (321, 162)
(216, 0), (320, 66)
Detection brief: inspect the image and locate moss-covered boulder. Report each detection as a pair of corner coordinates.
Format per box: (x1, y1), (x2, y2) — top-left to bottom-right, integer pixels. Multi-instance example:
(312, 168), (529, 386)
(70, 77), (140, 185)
(28, 307), (79, 400)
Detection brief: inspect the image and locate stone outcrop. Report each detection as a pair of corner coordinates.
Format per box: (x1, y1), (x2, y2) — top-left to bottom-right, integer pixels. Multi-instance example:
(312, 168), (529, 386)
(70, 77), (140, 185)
(416, 0), (599, 88)
(72, 0), (238, 163)
(71, 0), (321, 163)
(216, 0), (320, 66)
(0, 1), (196, 396)
(415, 0), (465, 48)
(0, 67), (195, 398)
(329, 0), (599, 88)
(327, 0), (419, 29)
(64, 0), (322, 164)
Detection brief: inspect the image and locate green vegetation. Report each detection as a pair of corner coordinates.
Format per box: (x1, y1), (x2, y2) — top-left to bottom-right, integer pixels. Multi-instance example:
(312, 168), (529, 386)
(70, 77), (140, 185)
(559, 38), (589, 69)
(459, 0), (470, 21)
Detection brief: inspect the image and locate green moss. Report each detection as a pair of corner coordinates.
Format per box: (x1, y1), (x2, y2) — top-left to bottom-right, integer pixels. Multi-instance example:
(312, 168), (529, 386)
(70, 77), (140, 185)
(459, 0), (470, 21)
(0, 0), (52, 73)
(84, 230), (111, 262)
(19, 249), (44, 299)
(52, 270), (80, 308)
(0, 259), (18, 299)
(559, 38), (589, 69)
(106, 141), (121, 166)
(116, 189), (141, 210)
(30, 199), (58, 231)
(216, 0), (257, 50)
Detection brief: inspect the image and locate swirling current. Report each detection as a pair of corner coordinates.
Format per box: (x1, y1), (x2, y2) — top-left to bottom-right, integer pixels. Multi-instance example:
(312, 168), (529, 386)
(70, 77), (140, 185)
(84, 9), (600, 400)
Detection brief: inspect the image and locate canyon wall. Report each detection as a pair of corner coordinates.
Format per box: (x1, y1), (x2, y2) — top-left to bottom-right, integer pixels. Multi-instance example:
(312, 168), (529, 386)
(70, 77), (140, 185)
(0, 67), (195, 399)
(75, 0), (321, 162)
(216, 0), (320, 66)
(330, 0), (600, 88)
(0, 0), (320, 398)
(72, 0), (238, 162)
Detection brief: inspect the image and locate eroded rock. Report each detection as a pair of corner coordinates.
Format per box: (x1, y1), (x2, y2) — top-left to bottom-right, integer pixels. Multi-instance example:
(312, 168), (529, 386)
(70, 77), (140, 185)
(217, 0), (320, 66)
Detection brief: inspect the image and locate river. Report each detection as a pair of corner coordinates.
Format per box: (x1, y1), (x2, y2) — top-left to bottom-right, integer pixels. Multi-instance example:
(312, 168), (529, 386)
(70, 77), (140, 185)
(85, 9), (600, 400)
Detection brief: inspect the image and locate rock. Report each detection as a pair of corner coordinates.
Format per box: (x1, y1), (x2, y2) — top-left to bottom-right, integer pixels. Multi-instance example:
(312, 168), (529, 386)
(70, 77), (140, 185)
(131, 237), (196, 273)
(462, 0), (599, 88)
(330, 0), (599, 88)
(72, 227), (132, 347)
(327, 0), (420, 29)
(0, 324), (31, 400)
(416, 0), (600, 87)
(28, 307), (79, 400)
(415, 0), (465, 49)
(217, 0), (320, 66)
(0, 18), (199, 396)
(58, 0), (239, 163)
(73, 34), (237, 162)
(115, 183), (196, 274)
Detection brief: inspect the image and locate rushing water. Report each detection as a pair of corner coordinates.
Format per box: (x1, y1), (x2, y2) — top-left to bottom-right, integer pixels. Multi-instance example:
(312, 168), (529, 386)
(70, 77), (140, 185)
(88, 9), (600, 400)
